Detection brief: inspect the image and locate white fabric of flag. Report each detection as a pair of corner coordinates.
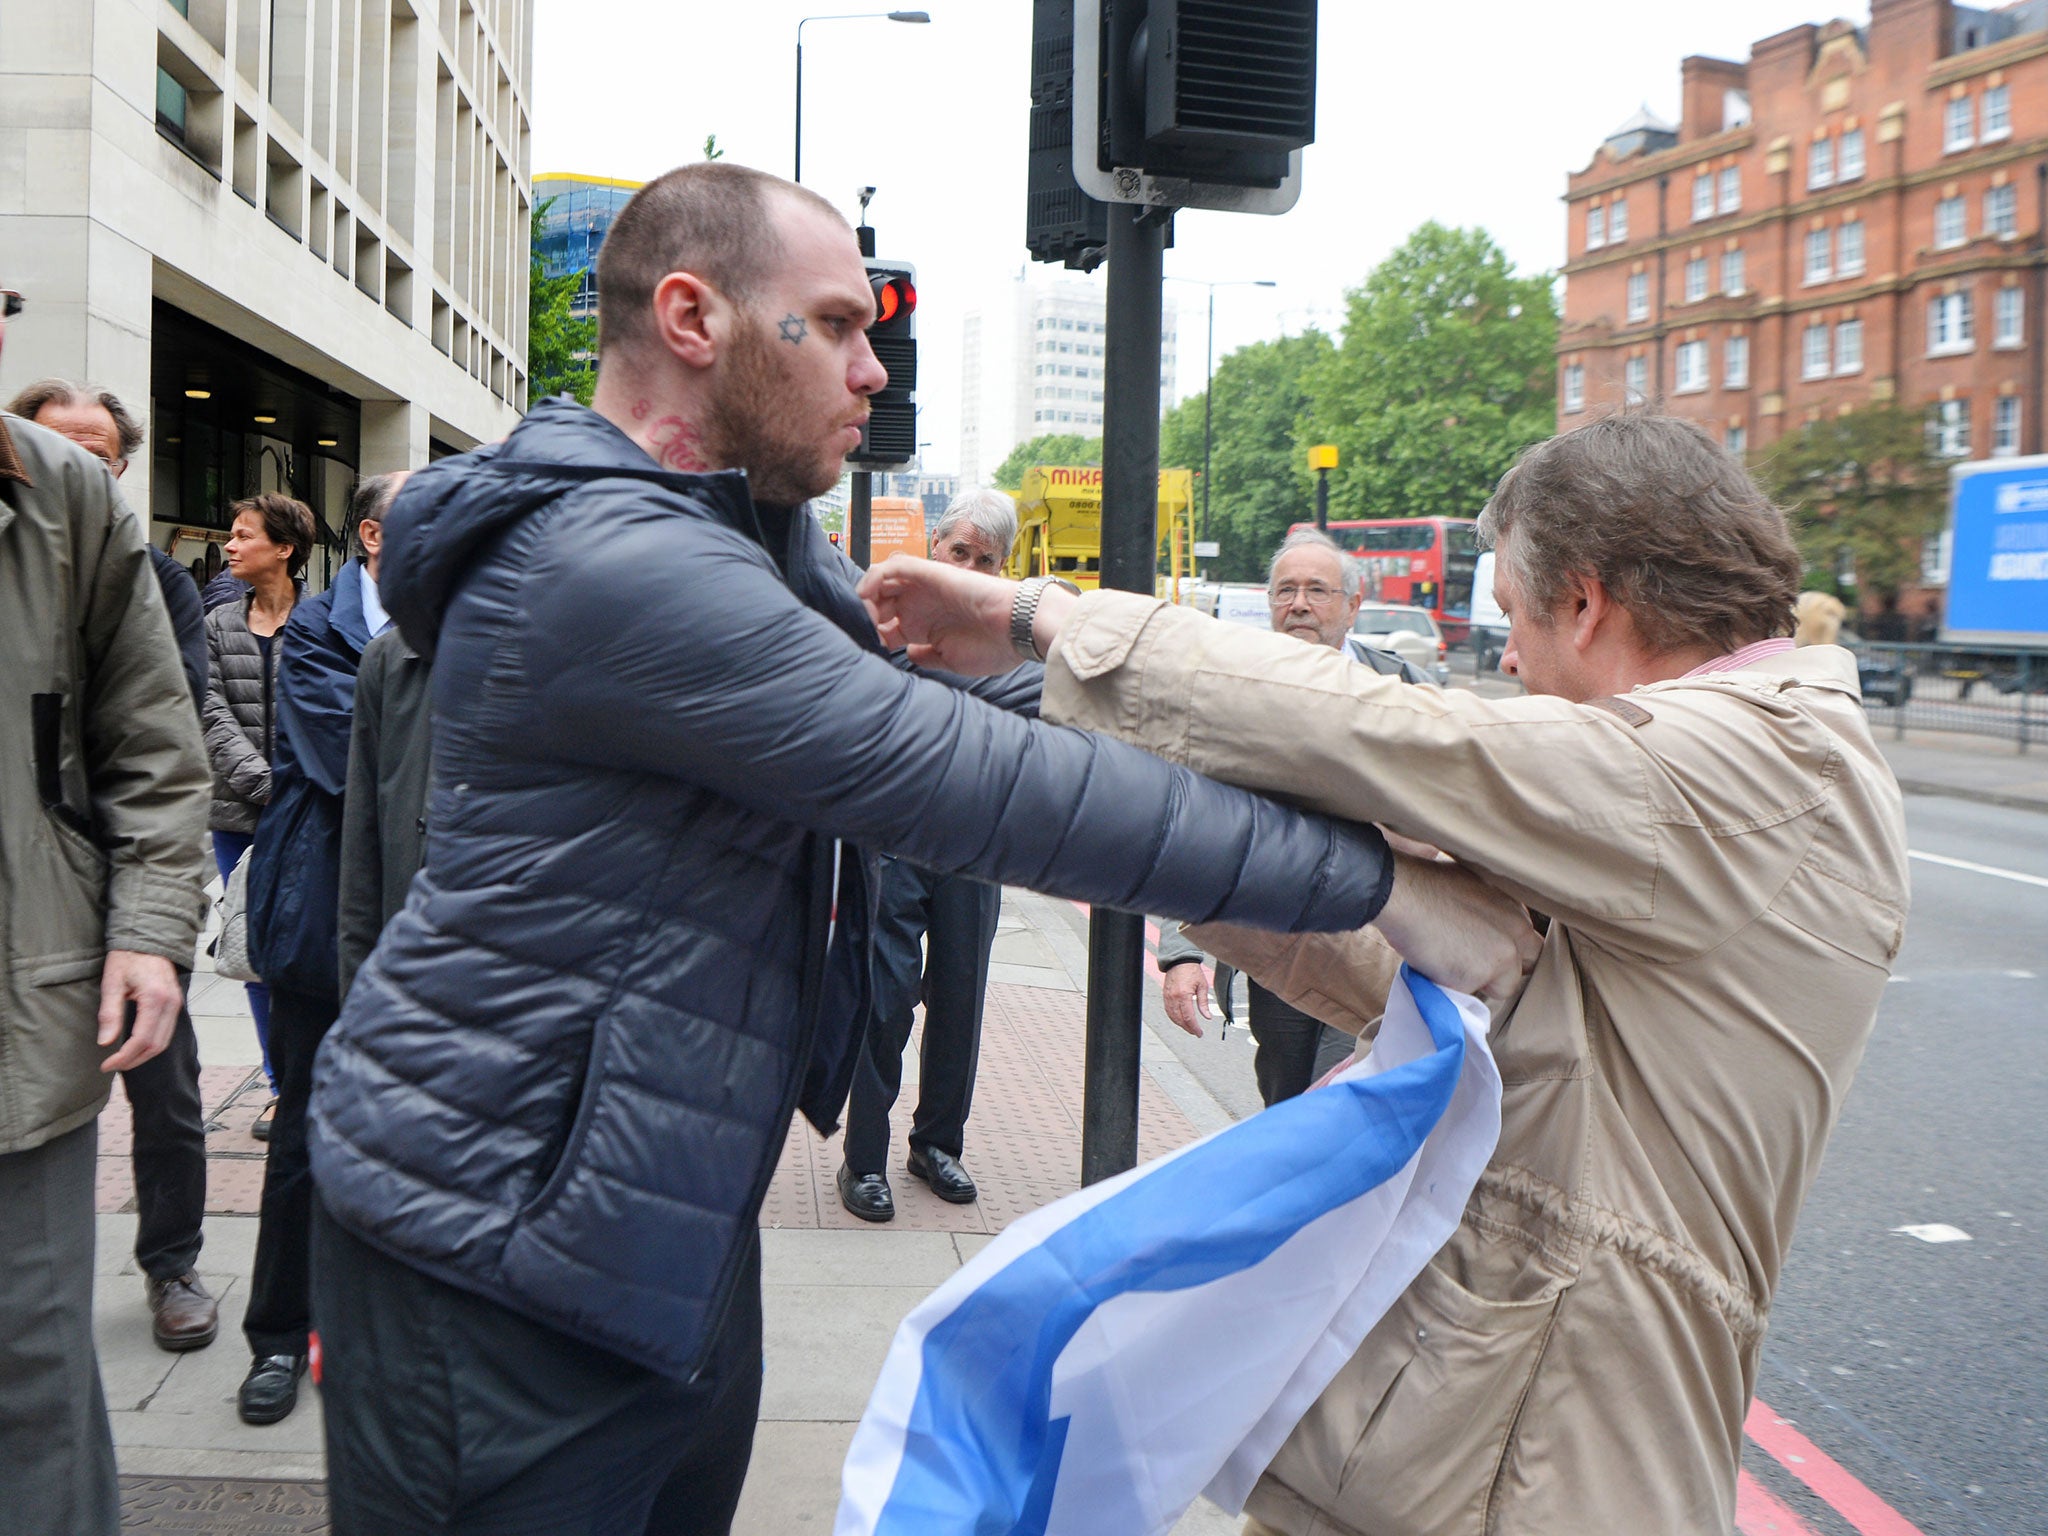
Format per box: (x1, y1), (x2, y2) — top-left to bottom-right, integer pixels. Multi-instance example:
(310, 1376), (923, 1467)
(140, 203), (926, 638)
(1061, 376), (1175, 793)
(836, 965), (1501, 1536)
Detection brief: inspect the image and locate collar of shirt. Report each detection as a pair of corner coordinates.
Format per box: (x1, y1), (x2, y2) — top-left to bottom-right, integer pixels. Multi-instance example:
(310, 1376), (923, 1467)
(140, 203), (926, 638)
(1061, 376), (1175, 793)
(1681, 636), (1797, 678)
(0, 415), (31, 486)
(359, 566), (392, 637)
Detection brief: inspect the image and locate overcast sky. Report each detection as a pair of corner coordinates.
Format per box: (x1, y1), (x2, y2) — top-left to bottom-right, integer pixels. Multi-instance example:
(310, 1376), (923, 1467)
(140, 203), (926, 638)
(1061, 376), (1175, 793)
(533, 1), (1843, 475)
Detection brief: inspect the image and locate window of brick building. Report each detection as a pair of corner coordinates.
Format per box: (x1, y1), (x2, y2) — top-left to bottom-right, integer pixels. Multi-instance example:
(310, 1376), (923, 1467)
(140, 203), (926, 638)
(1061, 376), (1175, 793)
(1986, 184), (2017, 239)
(1835, 319), (1863, 375)
(1722, 248), (1746, 295)
(1982, 84), (2011, 142)
(1692, 174), (1714, 222)
(1725, 334), (1750, 388)
(1993, 396), (2021, 456)
(1686, 258), (1709, 302)
(1624, 355), (1648, 405)
(1802, 323), (1831, 380)
(1808, 138), (1834, 189)
(1935, 196), (1967, 250)
(1610, 199), (1629, 243)
(1837, 220), (1866, 277)
(1804, 229), (1832, 284)
(1675, 340), (1708, 394)
(1563, 363), (1585, 414)
(1719, 166), (1741, 214)
(1626, 272), (1649, 323)
(1726, 423), (1747, 454)
(1944, 96), (1973, 153)
(1839, 127), (1865, 181)
(1995, 287), (2025, 348)
(1929, 291), (1975, 354)
(1930, 399), (1971, 458)
(1587, 204), (1605, 249)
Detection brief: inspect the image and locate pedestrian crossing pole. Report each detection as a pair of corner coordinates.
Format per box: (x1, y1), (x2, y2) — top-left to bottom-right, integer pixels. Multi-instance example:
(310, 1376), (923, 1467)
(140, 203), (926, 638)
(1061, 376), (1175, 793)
(1082, 200), (1168, 1186)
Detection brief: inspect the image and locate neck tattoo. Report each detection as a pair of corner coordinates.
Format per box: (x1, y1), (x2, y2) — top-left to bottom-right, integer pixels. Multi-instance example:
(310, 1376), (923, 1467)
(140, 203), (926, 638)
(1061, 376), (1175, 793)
(646, 416), (710, 473)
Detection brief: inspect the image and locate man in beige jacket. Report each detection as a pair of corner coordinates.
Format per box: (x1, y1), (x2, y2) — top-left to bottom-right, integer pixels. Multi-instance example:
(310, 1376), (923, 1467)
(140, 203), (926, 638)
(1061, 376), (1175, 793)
(861, 413), (1909, 1535)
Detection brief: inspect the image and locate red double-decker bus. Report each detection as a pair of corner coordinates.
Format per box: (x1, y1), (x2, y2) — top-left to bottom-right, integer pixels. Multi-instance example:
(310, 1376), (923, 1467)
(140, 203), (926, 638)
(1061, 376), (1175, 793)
(1289, 516), (1481, 643)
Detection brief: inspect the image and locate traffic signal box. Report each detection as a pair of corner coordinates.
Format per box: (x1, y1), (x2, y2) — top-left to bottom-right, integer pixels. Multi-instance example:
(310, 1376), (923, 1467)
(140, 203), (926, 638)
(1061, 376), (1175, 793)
(850, 261), (917, 471)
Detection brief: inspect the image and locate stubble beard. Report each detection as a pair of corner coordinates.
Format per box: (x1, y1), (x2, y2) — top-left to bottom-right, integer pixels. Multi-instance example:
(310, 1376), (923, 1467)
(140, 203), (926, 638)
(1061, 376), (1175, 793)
(703, 313), (847, 507)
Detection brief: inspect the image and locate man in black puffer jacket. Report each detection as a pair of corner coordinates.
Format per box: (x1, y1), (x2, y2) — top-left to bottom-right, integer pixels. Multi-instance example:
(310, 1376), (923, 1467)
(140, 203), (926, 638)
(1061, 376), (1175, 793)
(305, 164), (1432, 1536)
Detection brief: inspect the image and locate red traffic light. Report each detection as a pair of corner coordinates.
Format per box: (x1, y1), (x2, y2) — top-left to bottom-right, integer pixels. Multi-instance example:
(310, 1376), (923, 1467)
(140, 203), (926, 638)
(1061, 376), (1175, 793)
(872, 274), (916, 326)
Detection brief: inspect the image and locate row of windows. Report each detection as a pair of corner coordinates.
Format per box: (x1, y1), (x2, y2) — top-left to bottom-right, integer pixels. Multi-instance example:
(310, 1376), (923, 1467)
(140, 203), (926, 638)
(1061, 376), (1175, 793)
(1568, 289), (2024, 403)
(1041, 387), (1104, 403)
(1033, 409), (1105, 426)
(1039, 340), (1104, 358)
(1036, 316), (1105, 334)
(1944, 84), (2013, 155)
(1035, 362), (1101, 378)
(1804, 222), (1865, 284)
(1691, 166), (1743, 223)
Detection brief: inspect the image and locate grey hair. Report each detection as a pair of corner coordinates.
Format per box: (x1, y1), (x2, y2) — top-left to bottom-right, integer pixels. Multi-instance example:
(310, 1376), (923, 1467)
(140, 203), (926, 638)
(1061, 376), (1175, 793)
(4, 378), (145, 460)
(933, 487), (1019, 556)
(1266, 527), (1363, 600)
(347, 471), (407, 557)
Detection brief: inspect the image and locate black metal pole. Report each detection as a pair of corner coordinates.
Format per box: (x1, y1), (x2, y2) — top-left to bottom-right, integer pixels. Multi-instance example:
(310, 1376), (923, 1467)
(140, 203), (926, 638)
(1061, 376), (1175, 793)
(1082, 202), (1165, 1186)
(849, 471), (872, 567)
(1314, 466), (1328, 530)
(793, 37), (803, 181)
(1201, 286), (1215, 561)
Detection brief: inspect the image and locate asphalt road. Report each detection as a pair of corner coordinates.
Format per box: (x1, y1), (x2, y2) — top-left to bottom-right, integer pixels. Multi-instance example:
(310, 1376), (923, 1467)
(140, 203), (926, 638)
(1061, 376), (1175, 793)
(1746, 792), (2047, 1535)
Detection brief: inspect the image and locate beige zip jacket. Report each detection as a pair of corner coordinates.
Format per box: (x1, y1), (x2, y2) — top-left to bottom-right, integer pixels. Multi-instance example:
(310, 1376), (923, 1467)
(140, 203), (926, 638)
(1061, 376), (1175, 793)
(0, 414), (210, 1154)
(1042, 590), (1908, 1536)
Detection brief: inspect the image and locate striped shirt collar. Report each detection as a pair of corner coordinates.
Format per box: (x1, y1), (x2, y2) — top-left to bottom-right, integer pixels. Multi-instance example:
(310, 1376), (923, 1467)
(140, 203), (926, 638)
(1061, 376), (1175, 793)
(1682, 636), (1797, 678)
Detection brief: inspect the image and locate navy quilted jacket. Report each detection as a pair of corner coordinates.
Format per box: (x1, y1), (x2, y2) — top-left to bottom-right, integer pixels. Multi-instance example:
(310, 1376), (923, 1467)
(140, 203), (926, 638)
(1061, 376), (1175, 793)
(308, 400), (1391, 1379)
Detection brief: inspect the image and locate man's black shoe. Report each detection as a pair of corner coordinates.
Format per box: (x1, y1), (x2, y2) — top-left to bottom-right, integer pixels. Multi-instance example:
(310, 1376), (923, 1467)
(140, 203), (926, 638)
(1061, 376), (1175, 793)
(237, 1353), (307, 1425)
(906, 1146), (978, 1204)
(837, 1163), (895, 1222)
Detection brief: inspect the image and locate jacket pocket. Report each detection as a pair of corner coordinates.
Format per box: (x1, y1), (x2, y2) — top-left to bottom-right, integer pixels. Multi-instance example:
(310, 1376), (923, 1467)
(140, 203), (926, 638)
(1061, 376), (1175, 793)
(1318, 1259), (1564, 1535)
(517, 1013), (612, 1221)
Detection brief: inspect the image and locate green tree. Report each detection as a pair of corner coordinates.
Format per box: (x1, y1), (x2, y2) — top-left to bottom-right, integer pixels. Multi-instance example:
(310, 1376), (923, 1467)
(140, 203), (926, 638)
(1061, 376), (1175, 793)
(1161, 330), (1334, 581)
(527, 199), (597, 407)
(992, 433), (1102, 491)
(1750, 404), (1945, 611)
(1302, 222), (1557, 525)
(702, 134), (725, 161)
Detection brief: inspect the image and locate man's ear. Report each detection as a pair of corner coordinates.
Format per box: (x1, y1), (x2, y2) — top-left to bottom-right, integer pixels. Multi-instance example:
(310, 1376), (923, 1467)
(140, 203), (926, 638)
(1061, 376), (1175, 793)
(650, 271), (722, 370)
(1567, 573), (1611, 653)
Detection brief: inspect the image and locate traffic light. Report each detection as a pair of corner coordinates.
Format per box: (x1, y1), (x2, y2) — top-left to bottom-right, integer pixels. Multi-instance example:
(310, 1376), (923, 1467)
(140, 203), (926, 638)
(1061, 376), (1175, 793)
(850, 260), (917, 470)
(1071, 0), (1316, 214)
(1027, 0), (1110, 269)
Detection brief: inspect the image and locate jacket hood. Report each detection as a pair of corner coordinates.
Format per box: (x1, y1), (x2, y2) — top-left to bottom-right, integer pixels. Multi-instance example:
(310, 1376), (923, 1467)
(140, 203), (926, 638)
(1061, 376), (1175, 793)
(379, 397), (757, 658)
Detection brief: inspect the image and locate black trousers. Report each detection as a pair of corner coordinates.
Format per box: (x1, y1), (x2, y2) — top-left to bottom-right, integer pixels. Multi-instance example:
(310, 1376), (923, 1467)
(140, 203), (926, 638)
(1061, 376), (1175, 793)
(312, 1201), (762, 1536)
(120, 979), (206, 1280)
(843, 859), (1002, 1174)
(242, 983), (340, 1358)
(1247, 981), (1356, 1108)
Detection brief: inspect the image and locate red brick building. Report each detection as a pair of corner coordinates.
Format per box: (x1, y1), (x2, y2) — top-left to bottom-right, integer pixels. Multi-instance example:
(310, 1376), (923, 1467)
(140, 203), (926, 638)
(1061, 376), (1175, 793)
(1559, 0), (2047, 466)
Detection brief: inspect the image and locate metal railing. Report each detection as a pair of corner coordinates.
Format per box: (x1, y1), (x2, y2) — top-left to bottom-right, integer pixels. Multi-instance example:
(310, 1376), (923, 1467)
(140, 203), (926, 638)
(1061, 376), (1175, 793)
(1448, 639), (2043, 750)
(1853, 643), (2043, 751)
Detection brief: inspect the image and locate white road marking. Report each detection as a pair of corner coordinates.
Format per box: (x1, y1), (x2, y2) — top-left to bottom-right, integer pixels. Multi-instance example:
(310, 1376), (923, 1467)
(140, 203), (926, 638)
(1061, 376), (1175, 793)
(1892, 1223), (1973, 1244)
(1908, 849), (2048, 888)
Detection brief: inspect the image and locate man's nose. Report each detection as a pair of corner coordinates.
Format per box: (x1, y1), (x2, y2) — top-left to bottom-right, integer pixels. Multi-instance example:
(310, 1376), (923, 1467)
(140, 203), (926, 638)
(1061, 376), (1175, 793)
(852, 332), (888, 397)
(1499, 637), (1520, 677)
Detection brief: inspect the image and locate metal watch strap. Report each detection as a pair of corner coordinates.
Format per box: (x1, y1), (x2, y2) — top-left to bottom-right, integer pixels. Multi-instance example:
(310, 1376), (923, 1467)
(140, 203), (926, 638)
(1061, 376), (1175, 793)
(1011, 576), (1077, 661)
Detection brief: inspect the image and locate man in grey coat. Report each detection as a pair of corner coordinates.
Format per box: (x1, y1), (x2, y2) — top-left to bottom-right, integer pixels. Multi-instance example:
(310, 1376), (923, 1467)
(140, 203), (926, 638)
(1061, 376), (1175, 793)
(0, 321), (211, 1529)
(336, 621), (432, 1001)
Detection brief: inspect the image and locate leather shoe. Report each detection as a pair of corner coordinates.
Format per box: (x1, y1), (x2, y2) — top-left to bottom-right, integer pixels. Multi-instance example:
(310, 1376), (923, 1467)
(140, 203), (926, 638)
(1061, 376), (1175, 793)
(146, 1271), (218, 1352)
(837, 1163), (895, 1222)
(906, 1145), (977, 1204)
(237, 1353), (307, 1425)
(250, 1098), (276, 1142)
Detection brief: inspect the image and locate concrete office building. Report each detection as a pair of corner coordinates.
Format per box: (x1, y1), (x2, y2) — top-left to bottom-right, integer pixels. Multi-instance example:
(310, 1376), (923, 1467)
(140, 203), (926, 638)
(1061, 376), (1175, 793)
(958, 271), (1177, 489)
(0, 0), (529, 583)
(1558, 0), (2047, 463)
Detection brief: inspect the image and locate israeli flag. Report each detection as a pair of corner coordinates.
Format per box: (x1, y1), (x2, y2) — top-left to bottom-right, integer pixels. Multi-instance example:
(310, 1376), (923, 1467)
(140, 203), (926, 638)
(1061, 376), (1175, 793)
(837, 966), (1501, 1536)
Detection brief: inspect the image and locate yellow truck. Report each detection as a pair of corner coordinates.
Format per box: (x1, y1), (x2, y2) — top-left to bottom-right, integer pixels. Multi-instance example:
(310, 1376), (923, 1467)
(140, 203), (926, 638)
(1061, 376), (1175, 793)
(1003, 466), (1196, 594)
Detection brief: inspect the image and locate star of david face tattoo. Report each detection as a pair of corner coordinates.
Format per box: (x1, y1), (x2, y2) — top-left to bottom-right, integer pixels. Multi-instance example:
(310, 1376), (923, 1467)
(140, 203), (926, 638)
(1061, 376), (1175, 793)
(778, 313), (808, 345)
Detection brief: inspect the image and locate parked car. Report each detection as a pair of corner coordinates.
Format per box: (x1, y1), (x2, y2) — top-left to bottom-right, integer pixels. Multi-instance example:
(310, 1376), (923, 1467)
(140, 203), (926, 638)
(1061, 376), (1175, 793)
(1349, 602), (1449, 684)
(1840, 632), (1914, 708)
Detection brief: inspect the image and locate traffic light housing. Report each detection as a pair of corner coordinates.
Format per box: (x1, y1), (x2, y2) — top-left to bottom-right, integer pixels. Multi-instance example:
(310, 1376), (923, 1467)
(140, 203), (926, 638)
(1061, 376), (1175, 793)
(1071, 0), (1316, 213)
(1027, 0), (1111, 269)
(850, 260), (917, 470)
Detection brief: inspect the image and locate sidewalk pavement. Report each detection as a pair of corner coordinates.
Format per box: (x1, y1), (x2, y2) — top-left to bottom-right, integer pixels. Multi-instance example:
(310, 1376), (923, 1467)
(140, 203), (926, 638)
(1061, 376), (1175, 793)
(1877, 727), (2048, 813)
(97, 886), (1255, 1533)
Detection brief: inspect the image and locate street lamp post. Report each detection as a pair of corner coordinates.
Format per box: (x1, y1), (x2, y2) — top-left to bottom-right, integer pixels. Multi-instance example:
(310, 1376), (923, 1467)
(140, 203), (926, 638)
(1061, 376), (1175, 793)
(795, 11), (930, 183)
(1171, 277), (1276, 572)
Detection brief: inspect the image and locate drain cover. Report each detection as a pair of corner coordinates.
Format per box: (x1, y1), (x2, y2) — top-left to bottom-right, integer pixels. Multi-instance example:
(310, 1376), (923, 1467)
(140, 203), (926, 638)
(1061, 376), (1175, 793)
(119, 1476), (327, 1533)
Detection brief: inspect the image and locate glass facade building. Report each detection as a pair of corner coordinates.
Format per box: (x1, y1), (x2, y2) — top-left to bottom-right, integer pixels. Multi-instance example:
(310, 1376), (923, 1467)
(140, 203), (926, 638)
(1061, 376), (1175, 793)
(535, 175), (643, 318)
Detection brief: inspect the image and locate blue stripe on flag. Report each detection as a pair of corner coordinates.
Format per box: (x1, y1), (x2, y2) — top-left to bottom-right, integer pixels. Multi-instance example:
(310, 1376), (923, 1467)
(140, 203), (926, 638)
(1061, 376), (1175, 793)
(871, 968), (1469, 1535)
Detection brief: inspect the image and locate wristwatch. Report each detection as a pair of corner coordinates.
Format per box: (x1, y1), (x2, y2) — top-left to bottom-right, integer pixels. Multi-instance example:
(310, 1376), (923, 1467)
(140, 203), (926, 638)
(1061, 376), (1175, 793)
(1010, 576), (1081, 661)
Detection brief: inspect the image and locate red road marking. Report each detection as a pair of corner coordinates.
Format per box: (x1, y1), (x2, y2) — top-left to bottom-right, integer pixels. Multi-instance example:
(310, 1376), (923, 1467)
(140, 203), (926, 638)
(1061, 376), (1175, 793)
(1745, 1398), (1928, 1536)
(1736, 1469), (1824, 1536)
